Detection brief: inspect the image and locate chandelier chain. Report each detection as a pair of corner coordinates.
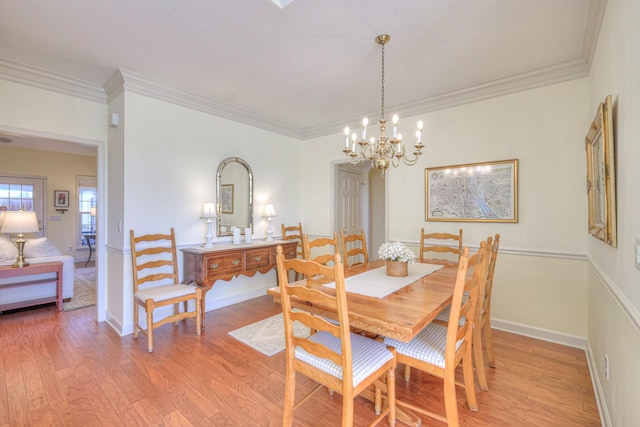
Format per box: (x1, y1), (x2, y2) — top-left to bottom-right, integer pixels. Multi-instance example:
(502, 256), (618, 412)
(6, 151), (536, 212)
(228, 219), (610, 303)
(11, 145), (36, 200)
(380, 41), (385, 121)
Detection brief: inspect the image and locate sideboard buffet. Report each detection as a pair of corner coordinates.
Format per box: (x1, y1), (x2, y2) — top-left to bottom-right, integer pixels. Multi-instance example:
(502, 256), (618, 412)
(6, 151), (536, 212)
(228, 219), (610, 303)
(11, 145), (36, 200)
(181, 240), (298, 323)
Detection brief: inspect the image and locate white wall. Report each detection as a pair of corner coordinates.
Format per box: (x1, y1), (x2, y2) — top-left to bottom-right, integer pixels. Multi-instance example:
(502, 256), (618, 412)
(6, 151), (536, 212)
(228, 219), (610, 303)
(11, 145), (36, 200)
(586, 0), (640, 425)
(109, 90), (304, 334)
(304, 78), (590, 340)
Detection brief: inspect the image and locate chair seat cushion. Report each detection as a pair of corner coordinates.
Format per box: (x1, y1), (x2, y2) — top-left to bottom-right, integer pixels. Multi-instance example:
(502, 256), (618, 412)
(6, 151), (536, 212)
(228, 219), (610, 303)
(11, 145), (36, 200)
(295, 331), (393, 387)
(135, 283), (197, 303)
(384, 323), (462, 368)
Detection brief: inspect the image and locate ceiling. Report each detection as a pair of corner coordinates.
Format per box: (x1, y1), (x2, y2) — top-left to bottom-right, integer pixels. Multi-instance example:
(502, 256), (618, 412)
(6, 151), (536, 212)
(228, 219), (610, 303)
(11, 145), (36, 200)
(0, 0), (604, 146)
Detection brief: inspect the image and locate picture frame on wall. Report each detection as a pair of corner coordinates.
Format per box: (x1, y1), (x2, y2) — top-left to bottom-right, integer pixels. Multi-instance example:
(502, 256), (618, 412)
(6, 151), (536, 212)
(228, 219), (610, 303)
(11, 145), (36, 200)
(220, 184), (234, 214)
(54, 190), (69, 208)
(585, 94), (617, 247)
(425, 159), (518, 222)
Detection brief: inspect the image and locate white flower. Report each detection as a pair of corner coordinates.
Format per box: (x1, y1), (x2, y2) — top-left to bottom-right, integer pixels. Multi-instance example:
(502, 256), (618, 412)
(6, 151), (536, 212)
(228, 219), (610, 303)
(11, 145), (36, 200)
(378, 241), (416, 264)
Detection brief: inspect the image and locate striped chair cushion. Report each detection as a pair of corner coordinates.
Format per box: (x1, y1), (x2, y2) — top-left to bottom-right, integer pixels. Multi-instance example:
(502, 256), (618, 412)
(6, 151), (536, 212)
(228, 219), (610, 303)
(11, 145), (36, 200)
(135, 284), (198, 303)
(295, 331), (394, 387)
(384, 323), (463, 368)
(435, 305), (466, 326)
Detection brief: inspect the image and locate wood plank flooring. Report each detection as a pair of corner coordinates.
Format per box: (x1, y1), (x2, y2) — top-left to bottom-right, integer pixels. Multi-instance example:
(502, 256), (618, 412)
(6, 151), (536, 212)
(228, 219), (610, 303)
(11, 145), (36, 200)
(0, 295), (601, 426)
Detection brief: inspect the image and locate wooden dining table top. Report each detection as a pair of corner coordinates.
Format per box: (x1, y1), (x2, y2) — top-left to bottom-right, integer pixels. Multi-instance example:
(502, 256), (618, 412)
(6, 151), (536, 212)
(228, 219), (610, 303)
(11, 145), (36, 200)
(266, 259), (459, 343)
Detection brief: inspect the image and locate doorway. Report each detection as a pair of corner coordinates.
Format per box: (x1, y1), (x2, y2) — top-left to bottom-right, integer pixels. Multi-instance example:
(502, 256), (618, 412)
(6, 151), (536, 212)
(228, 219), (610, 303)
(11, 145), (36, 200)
(334, 163), (386, 261)
(0, 129), (105, 321)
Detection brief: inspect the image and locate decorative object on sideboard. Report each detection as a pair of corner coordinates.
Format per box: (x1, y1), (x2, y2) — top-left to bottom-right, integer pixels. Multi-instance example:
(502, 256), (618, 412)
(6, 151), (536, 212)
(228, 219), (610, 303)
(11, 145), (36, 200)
(341, 34), (424, 178)
(263, 204), (277, 242)
(201, 202), (217, 248)
(54, 190), (69, 213)
(0, 210), (40, 268)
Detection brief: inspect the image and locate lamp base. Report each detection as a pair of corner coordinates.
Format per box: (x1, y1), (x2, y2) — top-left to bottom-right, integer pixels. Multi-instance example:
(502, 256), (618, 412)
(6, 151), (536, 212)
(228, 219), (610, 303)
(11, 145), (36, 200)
(12, 238), (30, 268)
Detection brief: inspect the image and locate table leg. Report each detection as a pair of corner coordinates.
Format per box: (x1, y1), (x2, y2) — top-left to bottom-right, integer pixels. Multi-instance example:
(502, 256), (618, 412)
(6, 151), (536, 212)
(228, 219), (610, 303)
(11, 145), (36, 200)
(56, 264), (63, 311)
(85, 237), (93, 267)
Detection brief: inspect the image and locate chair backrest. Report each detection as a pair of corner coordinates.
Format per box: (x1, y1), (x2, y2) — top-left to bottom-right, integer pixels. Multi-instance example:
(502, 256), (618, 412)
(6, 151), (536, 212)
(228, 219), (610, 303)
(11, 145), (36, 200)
(302, 232), (339, 266)
(339, 229), (369, 268)
(419, 228), (463, 262)
(275, 246), (354, 387)
(481, 234), (500, 320)
(130, 228), (180, 294)
(445, 241), (490, 367)
(281, 222), (304, 259)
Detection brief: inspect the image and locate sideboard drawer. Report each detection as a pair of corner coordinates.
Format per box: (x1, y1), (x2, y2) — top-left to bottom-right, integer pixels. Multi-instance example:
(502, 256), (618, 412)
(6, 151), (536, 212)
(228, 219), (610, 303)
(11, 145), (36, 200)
(245, 248), (271, 270)
(206, 254), (243, 277)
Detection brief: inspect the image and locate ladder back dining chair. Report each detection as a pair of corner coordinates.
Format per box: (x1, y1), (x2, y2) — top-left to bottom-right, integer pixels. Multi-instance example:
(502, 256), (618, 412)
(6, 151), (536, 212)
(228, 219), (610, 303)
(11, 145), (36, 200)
(129, 228), (202, 353)
(339, 229), (369, 268)
(433, 233), (500, 391)
(281, 222), (304, 280)
(275, 246), (397, 427)
(384, 241), (490, 427)
(419, 228), (463, 262)
(302, 232), (339, 266)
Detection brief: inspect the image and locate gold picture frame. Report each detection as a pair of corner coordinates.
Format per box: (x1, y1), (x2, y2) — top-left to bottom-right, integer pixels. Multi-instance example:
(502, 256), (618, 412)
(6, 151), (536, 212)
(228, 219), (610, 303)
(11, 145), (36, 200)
(585, 95), (617, 247)
(220, 184), (234, 214)
(425, 159), (518, 222)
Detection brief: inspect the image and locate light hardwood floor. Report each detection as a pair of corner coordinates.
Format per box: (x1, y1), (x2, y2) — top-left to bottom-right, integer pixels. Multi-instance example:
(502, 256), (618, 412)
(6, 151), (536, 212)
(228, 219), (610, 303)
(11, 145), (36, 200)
(0, 295), (601, 426)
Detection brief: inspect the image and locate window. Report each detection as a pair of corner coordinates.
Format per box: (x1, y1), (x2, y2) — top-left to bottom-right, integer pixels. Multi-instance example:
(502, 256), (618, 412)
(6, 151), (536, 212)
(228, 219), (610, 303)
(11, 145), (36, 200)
(77, 176), (96, 247)
(0, 176), (45, 236)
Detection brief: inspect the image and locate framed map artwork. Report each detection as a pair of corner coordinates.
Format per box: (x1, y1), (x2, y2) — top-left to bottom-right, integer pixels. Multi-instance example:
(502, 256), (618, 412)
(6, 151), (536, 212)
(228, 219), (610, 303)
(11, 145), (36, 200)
(220, 184), (234, 214)
(425, 159), (518, 222)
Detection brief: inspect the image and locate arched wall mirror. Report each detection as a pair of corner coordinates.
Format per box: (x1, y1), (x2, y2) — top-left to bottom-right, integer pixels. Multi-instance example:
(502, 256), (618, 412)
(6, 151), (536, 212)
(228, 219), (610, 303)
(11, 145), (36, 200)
(216, 157), (253, 237)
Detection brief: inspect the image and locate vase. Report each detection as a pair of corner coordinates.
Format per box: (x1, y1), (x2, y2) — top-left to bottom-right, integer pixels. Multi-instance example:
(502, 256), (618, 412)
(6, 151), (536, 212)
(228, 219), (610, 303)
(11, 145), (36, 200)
(386, 260), (408, 277)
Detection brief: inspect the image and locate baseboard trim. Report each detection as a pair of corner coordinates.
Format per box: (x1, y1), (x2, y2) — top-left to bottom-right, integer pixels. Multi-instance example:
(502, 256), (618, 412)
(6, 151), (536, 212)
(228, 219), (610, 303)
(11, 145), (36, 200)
(205, 288), (269, 312)
(491, 318), (586, 349)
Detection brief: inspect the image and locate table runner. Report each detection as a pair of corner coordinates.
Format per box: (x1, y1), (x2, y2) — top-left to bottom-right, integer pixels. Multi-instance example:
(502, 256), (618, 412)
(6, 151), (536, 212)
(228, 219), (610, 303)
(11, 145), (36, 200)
(324, 263), (444, 298)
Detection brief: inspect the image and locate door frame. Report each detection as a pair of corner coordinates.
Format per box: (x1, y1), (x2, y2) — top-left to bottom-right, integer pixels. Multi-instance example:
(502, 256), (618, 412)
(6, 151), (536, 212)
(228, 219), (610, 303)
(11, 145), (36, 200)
(0, 125), (107, 322)
(332, 161), (387, 260)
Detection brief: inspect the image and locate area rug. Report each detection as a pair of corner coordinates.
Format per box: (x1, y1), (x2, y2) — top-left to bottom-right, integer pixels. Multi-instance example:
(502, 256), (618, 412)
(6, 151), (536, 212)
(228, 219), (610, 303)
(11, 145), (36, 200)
(63, 266), (96, 311)
(228, 311), (310, 357)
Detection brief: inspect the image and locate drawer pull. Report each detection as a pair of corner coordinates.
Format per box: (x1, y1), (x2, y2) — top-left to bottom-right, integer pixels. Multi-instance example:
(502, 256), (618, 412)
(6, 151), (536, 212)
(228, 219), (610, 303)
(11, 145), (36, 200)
(209, 263), (219, 270)
(232, 259), (240, 266)
(254, 256), (262, 262)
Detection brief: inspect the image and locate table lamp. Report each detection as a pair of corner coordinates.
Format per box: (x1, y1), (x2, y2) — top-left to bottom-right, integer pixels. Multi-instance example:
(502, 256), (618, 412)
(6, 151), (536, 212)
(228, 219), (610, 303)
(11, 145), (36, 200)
(0, 210), (39, 267)
(263, 204), (277, 242)
(201, 202), (217, 248)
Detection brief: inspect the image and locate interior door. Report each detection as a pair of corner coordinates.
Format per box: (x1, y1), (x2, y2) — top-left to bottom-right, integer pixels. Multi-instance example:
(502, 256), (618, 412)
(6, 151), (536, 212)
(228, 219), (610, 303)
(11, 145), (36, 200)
(337, 169), (362, 237)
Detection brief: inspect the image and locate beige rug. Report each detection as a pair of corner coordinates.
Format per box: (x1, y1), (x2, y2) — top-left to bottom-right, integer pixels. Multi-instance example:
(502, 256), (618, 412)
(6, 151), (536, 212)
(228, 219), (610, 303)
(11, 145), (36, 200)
(228, 311), (310, 356)
(63, 267), (96, 311)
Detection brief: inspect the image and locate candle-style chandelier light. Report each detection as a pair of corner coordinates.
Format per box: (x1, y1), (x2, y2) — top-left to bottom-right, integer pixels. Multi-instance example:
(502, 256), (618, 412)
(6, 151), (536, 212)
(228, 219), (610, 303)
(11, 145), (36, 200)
(342, 34), (424, 177)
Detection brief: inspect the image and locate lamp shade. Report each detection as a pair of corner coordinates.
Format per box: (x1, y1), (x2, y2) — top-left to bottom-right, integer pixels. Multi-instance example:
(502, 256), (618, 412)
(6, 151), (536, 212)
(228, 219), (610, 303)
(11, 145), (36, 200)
(0, 211), (39, 234)
(201, 202), (217, 219)
(263, 204), (276, 218)
(90, 207), (97, 217)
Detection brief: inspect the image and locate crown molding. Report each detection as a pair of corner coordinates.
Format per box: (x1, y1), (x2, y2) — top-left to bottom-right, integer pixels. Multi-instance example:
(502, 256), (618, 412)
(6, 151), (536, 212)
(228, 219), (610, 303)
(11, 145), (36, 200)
(303, 58), (590, 140)
(104, 68), (305, 139)
(0, 58), (106, 103)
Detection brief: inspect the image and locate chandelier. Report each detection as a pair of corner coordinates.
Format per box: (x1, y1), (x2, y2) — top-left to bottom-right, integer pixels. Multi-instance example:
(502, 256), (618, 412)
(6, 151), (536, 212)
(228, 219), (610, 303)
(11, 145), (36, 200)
(342, 34), (424, 177)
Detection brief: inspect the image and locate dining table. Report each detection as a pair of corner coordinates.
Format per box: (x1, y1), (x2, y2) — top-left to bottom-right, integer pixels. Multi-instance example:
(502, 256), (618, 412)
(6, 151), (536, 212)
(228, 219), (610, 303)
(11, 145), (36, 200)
(266, 257), (460, 427)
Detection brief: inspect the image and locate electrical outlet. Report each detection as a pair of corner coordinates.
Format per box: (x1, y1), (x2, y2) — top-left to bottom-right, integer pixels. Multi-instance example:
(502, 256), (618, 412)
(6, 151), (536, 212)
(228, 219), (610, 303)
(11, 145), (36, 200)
(604, 353), (610, 381)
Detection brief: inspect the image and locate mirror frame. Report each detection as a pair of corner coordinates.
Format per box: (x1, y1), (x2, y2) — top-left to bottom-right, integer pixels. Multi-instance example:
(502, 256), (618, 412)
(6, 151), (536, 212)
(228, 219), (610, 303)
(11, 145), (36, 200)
(216, 157), (253, 237)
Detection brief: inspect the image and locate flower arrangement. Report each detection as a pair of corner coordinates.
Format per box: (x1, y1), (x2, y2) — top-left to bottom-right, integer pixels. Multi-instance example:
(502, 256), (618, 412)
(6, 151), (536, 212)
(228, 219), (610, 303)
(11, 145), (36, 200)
(378, 241), (416, 264)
